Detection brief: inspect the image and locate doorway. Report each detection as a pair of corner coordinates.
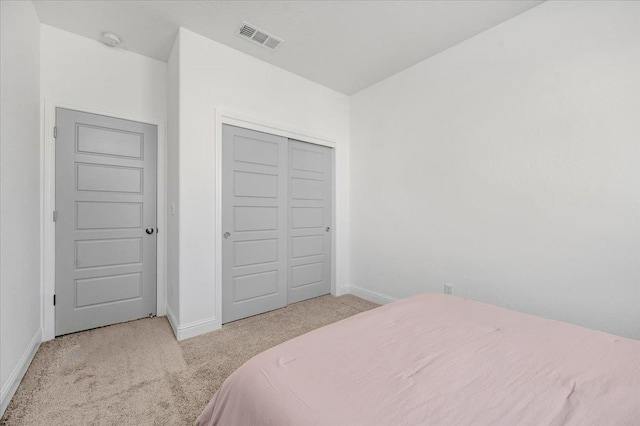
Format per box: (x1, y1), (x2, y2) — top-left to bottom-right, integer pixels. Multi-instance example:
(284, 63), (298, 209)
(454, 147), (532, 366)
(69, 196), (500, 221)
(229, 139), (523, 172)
(54, 108), (158, 335)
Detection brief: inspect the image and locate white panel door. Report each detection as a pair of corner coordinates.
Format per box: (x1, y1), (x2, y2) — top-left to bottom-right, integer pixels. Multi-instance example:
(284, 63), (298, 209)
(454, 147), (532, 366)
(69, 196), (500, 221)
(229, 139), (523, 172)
(55, 108), (157, 336)
(288, 140), (332, 303)
(222, 125), (288, 323)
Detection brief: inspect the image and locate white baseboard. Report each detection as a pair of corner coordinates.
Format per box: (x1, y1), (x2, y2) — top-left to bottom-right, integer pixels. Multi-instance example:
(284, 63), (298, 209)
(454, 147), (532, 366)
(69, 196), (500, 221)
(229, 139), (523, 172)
(165, 307), (220, 341)
(165, 304), (179, 338)
(176, 317), (221, 341)
(1, 328), (42, 417)
(348, 285), (398, 305)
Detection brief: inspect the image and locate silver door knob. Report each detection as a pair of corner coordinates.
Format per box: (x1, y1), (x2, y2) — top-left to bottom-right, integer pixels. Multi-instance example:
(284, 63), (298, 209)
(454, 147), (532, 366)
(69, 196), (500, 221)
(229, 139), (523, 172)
(223, 232), (231, 239)
(326, 227), (330, 232)
(145, 228), (155, 235)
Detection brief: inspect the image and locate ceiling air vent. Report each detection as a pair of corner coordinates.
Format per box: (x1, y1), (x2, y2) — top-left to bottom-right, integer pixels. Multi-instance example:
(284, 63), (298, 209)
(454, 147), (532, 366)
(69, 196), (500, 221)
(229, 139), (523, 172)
(237, 22), (283, 51)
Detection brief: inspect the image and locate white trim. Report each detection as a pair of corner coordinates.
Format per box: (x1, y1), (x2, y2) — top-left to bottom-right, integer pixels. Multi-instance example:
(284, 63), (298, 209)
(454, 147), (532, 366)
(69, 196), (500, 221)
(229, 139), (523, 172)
(216, 110), (337, 149)
(165, 304), (179, 338)
(41, 99), (167, 341)
(348, 285), (398, 305)
(214, 109), (340, 327)
(174, 316), (220, 341)
(1, 328), (41, 417)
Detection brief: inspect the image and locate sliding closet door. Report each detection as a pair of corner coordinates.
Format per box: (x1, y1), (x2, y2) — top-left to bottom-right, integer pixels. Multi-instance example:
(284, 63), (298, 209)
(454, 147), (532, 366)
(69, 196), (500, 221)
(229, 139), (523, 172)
(288, 140), (332, 303)
(221, 125), (288, 323)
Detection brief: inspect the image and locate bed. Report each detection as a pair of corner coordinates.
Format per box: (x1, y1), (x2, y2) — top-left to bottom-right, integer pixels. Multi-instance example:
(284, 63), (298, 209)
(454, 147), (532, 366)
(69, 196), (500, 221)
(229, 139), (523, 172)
(197, 293), (640, 425)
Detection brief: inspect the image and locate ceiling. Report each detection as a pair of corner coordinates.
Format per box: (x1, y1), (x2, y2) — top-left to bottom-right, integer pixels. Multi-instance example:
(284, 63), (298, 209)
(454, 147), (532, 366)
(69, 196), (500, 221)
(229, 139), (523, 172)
(32, 1), (544, 95)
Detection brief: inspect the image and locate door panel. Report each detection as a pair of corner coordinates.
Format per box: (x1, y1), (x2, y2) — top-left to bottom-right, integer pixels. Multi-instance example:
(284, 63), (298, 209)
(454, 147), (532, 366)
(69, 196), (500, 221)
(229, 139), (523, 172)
(76, 125), (143, 158)
(75, 237), (142, 268)
(222, 125), (288, 323)
(76, 163), (143, 193)
(233, 136), (279, 165)
(291, 178), (324, 200)
(75, 273), (142, 307)
(291, 148), (325, 172)
(233, 271), (279, 302)
(292, 235), (324, 258)
(291, 262), (325, 288)
(76, 202), (142, 229)
(234, 239), (279, 266)
(288, 140), (332, 303)
(234, 171), (278, 197)
(55, 108), (157, 336)
(291, 207), (324, 228)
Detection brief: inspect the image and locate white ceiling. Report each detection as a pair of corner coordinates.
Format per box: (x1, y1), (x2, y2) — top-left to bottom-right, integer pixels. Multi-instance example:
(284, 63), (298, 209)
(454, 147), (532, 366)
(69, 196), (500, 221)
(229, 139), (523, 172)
(32, 1), (544, 95)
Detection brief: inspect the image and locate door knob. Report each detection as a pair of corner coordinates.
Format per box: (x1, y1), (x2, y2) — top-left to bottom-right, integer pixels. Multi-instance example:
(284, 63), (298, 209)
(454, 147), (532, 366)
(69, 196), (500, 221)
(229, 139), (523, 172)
(224, 232), (231, 239)
(326, 227), (331, 232)
(145, 228), (155, 235)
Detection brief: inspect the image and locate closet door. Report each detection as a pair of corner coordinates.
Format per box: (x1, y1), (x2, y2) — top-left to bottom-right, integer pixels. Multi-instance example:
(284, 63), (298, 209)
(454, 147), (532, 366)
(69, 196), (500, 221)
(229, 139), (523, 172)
(221, 125), (288, 323)
(288, 140), (332, 303)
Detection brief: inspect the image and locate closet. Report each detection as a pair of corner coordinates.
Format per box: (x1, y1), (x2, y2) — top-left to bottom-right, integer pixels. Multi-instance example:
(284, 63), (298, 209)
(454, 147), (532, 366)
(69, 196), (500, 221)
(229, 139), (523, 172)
(221, 125), (332, 323)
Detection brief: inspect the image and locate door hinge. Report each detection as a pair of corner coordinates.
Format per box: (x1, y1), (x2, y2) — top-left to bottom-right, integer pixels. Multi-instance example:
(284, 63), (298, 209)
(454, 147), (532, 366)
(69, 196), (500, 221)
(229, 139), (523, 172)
(53, 294), (56, 306)
(53, 126), (57, 138)
(52, 210), (57, 222)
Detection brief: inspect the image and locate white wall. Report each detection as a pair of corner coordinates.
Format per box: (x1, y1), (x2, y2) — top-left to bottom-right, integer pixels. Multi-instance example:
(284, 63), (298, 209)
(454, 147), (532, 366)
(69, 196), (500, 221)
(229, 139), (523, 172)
(350, 1), (640, 338)
(175, 29), (350, 333)
(41, 25), (167, 121)
(40, 24), (168, 340)
(166, 34), (180, 325)
(0, 0), (42, 415)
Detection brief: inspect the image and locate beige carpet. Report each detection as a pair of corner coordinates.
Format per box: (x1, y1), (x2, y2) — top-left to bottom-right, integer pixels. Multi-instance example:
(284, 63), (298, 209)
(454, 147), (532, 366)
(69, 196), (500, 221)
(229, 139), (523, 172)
(1, 295), (377, 425)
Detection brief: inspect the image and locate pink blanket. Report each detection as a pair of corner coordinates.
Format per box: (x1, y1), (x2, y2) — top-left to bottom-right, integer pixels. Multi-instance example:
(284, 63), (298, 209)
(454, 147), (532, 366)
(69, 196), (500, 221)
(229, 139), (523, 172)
(197, 294), (640, 425)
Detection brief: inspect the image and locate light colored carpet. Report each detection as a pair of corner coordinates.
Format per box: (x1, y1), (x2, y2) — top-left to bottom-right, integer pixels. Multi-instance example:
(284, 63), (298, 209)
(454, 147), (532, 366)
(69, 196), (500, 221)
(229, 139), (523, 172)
(1, 295), (378, 425)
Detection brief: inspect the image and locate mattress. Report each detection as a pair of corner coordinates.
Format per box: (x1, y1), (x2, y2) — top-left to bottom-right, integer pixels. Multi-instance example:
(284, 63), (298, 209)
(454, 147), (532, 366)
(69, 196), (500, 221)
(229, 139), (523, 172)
(197, 294), (640, 425)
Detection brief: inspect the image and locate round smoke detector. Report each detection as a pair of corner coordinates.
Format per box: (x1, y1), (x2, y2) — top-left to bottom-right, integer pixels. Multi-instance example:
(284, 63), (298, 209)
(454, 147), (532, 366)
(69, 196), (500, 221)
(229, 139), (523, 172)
(101, 32), (121, 47)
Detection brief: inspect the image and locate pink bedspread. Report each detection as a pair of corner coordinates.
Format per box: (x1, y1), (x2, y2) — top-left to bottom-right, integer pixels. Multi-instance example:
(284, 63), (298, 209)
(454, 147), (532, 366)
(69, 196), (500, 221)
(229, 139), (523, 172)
(197, 294), (640, 425)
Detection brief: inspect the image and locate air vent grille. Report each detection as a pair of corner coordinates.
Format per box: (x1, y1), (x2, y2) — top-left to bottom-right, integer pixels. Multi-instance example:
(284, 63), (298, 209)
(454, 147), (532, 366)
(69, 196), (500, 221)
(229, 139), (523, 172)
(237, 22), (283, 51)
(264, 37), (281, 50)
(252, 31), (269, 44)
(239, 24), (256, 38)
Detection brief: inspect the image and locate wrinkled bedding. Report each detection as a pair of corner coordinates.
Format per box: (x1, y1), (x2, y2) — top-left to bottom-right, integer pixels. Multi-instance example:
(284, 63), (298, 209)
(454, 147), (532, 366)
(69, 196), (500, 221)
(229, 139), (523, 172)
(197, 294), (640, 425)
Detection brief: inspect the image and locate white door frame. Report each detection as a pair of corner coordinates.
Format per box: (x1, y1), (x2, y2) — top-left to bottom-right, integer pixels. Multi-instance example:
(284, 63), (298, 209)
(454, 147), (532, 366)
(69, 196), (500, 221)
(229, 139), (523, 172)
(214, 109), (338, 326)
(41, 98), (167, 341)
